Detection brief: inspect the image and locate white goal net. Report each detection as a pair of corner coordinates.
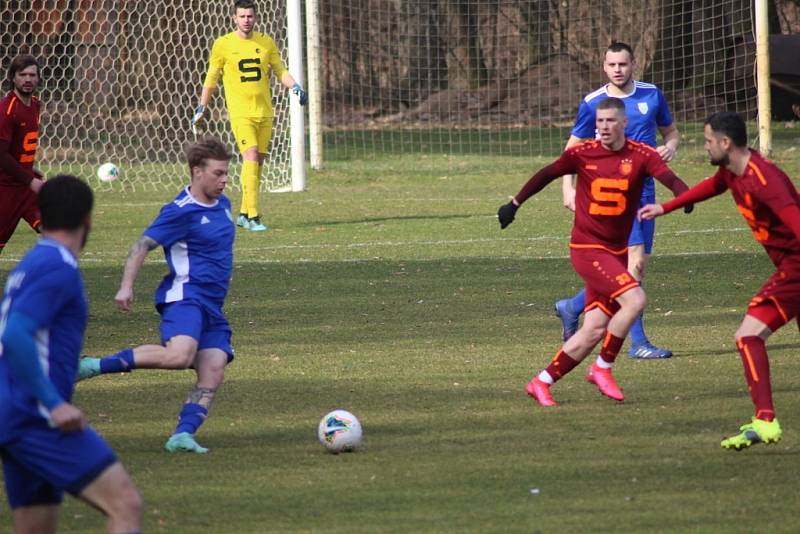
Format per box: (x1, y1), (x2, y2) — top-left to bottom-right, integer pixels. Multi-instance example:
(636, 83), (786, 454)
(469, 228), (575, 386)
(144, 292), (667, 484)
(0, 0), (293, 192)
(317, 0), (759, 158)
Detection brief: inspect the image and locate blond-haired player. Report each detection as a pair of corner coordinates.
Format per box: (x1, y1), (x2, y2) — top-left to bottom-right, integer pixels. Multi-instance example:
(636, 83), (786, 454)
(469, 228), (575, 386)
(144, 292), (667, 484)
(192, 0), (306, 232)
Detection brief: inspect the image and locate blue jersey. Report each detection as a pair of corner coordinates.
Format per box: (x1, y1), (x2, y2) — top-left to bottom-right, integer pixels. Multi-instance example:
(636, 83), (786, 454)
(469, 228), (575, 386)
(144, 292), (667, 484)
(572, 81), (673, 195)
(0, 239), (87, 425)
(144, 187), (235, 309)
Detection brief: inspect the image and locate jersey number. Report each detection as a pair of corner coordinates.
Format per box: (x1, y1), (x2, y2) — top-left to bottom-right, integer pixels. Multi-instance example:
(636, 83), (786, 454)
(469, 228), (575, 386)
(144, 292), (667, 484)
(589, 178), (629, 216)
(238, 58), (262, 82)
(20, 131), (38, 163)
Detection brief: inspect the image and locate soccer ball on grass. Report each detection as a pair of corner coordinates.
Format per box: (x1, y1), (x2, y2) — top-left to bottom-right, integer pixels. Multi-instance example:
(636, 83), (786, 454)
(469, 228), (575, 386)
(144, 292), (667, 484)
(318, 409), (362, 454)
(97, 162), (120, 182)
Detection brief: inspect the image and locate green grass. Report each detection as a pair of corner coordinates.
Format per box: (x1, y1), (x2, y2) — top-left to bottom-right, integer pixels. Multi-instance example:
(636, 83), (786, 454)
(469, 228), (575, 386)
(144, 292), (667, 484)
(2, 146), (800, 533)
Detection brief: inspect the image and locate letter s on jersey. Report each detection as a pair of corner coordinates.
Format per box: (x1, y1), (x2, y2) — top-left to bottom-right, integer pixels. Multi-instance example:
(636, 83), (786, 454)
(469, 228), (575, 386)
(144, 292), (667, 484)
(238, 58), (262, 82)
(20, 131), (38, 163)
(589, 178), (629, 216)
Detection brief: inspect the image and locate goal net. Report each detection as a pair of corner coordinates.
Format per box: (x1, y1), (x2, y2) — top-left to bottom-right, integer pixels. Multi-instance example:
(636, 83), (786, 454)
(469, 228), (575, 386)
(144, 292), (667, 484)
(0, 0), (293, 192)
(318, 0), (758, 158)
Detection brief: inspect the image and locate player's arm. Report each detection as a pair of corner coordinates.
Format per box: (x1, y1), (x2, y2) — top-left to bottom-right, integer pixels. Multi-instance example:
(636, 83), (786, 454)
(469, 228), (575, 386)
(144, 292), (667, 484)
(560, 135), (586, 211)
(116, 235), (159, 311)
(639, 175), (727, 220)
(193, 40), (225, 132)
(777, 204), (800, 242)
(1, 311), (85, 431)
(657, 123), (680, 162)
(498, 155), (575, 229)
(0, 138), (38, 190)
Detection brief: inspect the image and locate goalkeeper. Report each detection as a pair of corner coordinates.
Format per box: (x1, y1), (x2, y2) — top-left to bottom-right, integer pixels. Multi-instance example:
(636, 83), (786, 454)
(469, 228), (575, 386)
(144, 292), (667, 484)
(192, 0), (307, 232)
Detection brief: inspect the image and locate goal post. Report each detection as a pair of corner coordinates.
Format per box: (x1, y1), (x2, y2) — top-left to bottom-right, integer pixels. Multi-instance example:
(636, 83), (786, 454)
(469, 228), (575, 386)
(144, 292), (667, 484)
(0, 0), (304, 193)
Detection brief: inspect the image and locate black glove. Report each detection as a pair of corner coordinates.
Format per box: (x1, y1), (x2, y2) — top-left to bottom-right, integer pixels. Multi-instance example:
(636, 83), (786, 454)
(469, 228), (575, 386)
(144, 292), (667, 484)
(497, 201), (518, 229)
(684, 203), (694, 214)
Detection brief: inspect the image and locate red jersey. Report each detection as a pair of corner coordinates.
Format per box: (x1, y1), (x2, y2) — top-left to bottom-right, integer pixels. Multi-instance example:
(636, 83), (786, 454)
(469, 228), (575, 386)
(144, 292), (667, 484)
(710, 150), (800, 264)
(0, 92), (40, 186)
(514, 139), (680, 252)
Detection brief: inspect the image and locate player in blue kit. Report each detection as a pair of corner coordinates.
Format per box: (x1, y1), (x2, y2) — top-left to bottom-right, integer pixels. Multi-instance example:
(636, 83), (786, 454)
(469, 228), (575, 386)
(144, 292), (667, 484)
(556, 42), (681, 359)
(78, 138), (236, 454)
(1, 176), (142, 533)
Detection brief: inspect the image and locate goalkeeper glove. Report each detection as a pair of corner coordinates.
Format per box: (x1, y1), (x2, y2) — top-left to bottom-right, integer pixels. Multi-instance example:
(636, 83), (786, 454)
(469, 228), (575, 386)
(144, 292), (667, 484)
(291, 83), (308, 106)
(191, 105), (206, 134)
(497, 201), (518, 229)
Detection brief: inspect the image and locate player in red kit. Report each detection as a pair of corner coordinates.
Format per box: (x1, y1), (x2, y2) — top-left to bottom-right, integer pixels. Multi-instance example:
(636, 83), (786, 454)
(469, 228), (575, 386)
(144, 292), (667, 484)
(639, 111), (796, 450)
(0, 54), (45, 255)
(498, 97), (691, 406)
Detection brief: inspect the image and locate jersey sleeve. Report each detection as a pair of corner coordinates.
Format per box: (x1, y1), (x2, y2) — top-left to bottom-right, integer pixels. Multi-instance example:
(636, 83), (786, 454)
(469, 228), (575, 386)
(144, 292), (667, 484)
(654, 89), (673, 128)
(11, 263), (77, 329)
(0, 104), (14, 141)
(143, 203), (187, 248)
(267, 37), (289, 80)
(570, 100), (596, 139)
(203, 38), (225, 89)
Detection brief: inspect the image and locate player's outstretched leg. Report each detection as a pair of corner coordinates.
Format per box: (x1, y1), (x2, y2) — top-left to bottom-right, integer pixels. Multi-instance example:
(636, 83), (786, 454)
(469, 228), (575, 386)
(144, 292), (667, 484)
(165, 432), (209, 454)
(721, 418), (782, 450)
(76, 349), (136, 381)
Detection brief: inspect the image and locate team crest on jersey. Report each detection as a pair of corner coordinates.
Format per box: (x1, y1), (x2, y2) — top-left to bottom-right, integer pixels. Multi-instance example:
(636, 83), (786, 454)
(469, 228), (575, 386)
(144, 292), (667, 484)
(637, 102), (648, 114)
(619, 159), (633, 176)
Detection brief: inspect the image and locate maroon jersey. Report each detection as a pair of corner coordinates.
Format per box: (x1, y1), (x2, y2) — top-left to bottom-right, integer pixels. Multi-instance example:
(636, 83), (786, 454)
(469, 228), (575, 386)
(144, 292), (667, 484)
(0, 92), (40, 186)
(515, 139), (674, 252)
(711, 150), (800, 264)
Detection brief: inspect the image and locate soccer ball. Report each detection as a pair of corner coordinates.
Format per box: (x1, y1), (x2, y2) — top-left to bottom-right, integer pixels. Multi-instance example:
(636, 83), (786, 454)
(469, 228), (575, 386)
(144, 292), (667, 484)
(97, 162), (120, 182)
(318, 409), (362, 454)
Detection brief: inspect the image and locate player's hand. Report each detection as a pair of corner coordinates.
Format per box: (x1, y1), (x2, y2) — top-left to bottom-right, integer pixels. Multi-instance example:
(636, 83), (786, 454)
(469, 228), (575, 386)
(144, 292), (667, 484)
(637, 203), (664, 220)
(656, 145), (677, 162)
(33, 168), (44, 180)
(497, 201), (518, 229)
(50, 403), (86, 432)
(191, 104), (206, 134)
(684, 203), (694, 214)
(562, 185), (576, 212)
(291, 83), (308, 106)
(29, 177), (44, 193)
(115, 286), (134, 312)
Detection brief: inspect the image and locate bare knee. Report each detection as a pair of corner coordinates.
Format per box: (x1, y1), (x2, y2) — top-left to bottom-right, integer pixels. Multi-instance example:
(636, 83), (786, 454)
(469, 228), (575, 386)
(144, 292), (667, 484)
(164, 346), (195, 369)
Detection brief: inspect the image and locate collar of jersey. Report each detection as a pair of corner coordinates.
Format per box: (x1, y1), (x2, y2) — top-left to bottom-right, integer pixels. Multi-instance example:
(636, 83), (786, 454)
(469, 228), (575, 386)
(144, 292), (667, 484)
(604, 81), (637, 99)
(38, 237), (77, 260)
(185, 186), (219, 208)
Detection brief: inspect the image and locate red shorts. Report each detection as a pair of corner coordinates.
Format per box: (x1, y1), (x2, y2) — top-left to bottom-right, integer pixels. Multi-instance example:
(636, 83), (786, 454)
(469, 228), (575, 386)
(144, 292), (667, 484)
(747, 254), (800, 331)
(0, 184), (40, 249)
(570, 245), (639, 317)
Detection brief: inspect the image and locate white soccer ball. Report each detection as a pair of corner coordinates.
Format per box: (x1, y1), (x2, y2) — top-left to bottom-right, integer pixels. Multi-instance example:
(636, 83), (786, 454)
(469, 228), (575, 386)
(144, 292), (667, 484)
(97, 162), (120, 182)
(318, 409), (362, 454)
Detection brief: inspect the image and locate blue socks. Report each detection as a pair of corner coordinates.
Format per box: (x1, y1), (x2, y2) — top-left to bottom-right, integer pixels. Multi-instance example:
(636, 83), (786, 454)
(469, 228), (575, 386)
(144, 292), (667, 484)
(568, 288), (586, 315)
(99, 348), (136, 374)
(175, 403), (208, 435)
(628, 314), (648, 346)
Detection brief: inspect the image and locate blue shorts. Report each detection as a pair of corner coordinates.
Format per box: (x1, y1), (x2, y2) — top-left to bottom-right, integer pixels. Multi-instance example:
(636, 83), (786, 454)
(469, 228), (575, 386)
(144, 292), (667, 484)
(628, 191), (656, 253)
(1, 420), (117, 508)
(158, 300), (234, 362)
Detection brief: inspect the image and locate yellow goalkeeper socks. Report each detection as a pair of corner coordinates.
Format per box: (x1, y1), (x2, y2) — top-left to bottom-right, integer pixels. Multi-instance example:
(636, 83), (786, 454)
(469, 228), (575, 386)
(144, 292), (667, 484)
(241, 159), (260, 218)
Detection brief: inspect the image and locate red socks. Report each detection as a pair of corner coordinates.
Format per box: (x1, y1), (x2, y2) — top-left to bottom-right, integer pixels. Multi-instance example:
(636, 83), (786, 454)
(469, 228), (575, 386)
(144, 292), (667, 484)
(599, 332), (625, 365)
(736, 336), (775, 422)
(544, 349), (580, 382)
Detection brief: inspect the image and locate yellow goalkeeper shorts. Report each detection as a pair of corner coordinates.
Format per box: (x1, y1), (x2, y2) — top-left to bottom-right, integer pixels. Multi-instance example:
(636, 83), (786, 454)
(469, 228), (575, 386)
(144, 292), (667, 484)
(230, 116), (273, 154)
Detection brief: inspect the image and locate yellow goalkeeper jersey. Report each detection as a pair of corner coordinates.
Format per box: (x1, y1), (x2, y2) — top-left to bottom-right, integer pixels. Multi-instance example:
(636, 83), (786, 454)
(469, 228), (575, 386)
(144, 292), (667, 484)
(203, 31), (289, 119)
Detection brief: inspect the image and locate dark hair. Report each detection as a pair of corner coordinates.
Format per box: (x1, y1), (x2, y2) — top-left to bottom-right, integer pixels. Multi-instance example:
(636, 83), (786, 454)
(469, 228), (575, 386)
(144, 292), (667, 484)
(234, 0), (256, 11)
(6, 54), (40, 90)
(597, 97), (626, 114)
(38, 175), (94, 231)
(606, 41), (634, 61)
(705, 111), (747, 147)
(186, 137), (232, 172)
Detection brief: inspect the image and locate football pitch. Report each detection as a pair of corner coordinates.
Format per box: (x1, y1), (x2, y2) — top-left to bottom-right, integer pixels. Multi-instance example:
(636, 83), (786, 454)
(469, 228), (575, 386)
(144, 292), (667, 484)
(2, 137), (800, 532)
